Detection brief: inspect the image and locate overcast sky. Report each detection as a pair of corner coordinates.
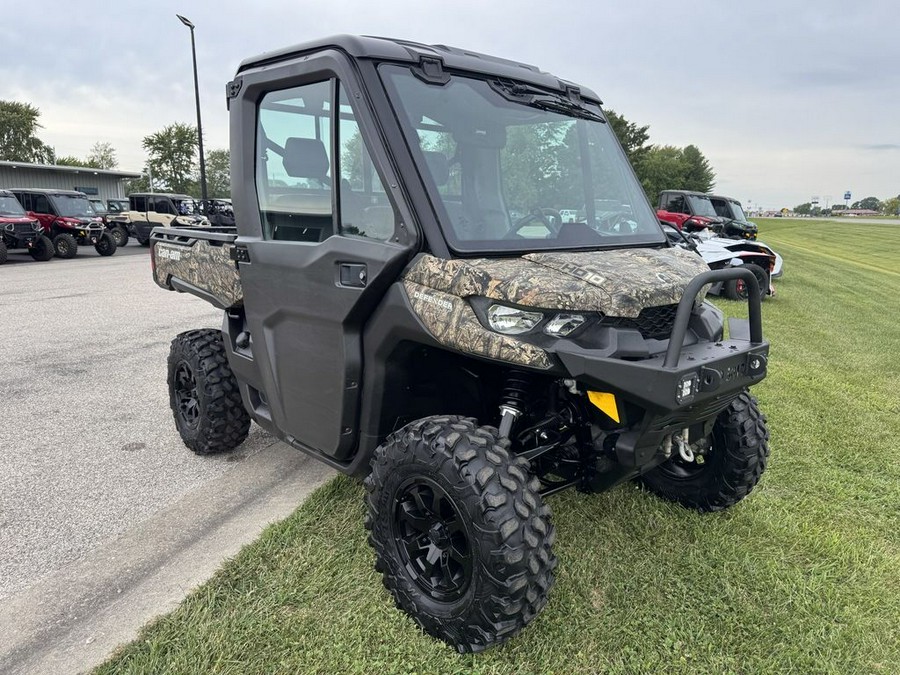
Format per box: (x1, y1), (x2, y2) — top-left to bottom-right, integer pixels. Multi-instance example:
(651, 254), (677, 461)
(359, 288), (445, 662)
(2, 0), (897, 209)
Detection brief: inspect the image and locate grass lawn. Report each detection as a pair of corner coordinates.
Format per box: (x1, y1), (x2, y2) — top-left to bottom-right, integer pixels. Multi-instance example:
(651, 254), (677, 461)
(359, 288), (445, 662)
(98, 219), (900, 674)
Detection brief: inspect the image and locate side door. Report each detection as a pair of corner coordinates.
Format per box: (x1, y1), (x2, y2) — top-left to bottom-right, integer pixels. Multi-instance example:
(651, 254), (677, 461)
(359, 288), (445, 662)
(30, 194), (56, 231)
(235, 67), (417, 460)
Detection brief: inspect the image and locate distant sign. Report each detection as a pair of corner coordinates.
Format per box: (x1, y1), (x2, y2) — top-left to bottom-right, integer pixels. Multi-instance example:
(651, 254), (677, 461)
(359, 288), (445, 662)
(844, 191), (852, 201)
(811, 196), (819, 205)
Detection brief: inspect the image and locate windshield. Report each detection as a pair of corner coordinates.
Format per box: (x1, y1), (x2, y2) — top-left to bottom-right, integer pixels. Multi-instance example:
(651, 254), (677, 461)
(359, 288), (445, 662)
(108, 199), (128, 212)
(89, 199), (107, 214)
(381, 66), (665, 252)
(686, 195), (719, 218)
(51, 194), (95, 217)
(728, 200), (747, 222)
(0, 195), (26, 216)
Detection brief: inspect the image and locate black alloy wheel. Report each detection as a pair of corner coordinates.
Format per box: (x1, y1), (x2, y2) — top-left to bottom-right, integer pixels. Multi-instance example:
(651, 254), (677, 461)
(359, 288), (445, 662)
(393, 477), (473, 602)
(173, 361), (200, 429)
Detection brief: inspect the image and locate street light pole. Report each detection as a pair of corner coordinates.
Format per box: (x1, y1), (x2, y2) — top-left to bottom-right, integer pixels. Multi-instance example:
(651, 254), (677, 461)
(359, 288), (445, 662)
(176, 14), (208, 201)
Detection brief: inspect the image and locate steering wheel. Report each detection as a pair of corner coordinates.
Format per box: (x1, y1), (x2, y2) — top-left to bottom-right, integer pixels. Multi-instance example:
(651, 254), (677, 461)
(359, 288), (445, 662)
(594, 212), (637, 234)
(507, 208), (562, 238)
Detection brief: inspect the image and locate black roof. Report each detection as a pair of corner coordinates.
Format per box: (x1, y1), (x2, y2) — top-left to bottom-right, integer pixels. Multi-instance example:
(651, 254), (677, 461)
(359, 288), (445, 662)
(8, 188), (87, 196)
(660, 189), (712, 197)
(128, 192), (194, 199)
(238, 34), (601, 103)
(707, 194), (742, 204)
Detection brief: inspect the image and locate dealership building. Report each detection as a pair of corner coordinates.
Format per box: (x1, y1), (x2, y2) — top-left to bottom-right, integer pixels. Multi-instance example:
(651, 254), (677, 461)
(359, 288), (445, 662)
(0, 161), (141, 201)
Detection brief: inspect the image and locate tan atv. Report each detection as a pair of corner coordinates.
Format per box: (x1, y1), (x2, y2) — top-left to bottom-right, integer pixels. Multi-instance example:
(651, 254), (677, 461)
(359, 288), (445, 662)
(109, 192), (208, 246)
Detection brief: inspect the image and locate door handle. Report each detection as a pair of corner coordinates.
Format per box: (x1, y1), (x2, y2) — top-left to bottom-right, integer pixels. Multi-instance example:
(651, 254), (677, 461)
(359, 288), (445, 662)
(339, 263), (367, 288)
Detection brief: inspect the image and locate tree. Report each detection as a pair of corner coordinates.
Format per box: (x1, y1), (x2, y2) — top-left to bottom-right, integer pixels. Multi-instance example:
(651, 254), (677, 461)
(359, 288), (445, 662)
(205, 148), (231, 198)
(0, 100), (56, 163)
(87, 142), (118, 169)
(604, 109), (650, 168)
(680, 145), (716, 193)
(142, 123), (199, 195)
(638, 145), (688, 202)
(55, 155), (85, 167)
(794, 202), (812, 215)
(882, 196), (900, 216)
(851, 196), (881, 211)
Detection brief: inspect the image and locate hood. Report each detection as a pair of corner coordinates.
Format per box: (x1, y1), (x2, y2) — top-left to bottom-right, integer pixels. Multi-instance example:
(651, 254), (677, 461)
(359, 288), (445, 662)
(0, 215), (35, 225)
(403, 247), (709, 318)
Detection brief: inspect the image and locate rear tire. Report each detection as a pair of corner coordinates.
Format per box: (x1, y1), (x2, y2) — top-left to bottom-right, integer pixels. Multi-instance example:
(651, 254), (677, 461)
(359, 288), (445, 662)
(29, 235), (54, 261)
(638, 391), (769, 512)
(365, 415), (557, 653)
(0, 241), (7, 265)
(94, 231), (118, 256)
(724, 264), (768, 301)
(167, 329), (251, 454)
(109, 226), (129, 247)
(53, 233), (78, 259)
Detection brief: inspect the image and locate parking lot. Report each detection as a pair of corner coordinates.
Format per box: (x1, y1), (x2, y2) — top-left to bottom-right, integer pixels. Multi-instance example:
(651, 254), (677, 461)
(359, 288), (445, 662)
(0, 245), (333, 672)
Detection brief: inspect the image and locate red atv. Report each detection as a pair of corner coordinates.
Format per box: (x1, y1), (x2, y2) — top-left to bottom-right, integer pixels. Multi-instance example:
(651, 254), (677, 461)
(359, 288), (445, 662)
(0, 189), (54, 263)
(657, 190), (722, 233)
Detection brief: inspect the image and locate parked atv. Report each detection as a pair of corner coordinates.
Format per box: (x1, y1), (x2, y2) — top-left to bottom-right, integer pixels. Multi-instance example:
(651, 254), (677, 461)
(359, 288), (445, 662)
(0, 189), (54, 263)
(707, 194), (759, 240)
(89, 197), (131, 248)
(150, 35), (771, 653)
(8, 189), (116, 258)
(109, 193), (208, 246)
(662, 224), (780, 300)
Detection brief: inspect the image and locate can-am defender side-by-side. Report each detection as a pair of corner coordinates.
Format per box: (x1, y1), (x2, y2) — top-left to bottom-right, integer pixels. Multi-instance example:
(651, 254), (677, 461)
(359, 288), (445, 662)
(108, 193), (209, 246)
(0, 189), (54, 263)
(150, 36), (771, 653)
(8, 189), (116, 258)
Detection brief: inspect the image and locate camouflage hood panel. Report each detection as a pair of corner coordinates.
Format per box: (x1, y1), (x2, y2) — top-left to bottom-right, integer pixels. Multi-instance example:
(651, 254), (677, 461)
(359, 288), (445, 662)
(403, 247), (708, 318)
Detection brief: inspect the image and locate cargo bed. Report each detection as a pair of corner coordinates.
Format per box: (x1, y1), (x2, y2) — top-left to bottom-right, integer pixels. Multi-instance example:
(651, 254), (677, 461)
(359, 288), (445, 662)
(150, 226), (243, 309)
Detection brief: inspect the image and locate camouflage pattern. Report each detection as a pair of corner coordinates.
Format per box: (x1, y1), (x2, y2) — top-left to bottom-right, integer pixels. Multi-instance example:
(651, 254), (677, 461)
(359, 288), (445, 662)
(403, 247), (709, 319)
(153, 239), (243, 308)
(403, 280), (552, 369)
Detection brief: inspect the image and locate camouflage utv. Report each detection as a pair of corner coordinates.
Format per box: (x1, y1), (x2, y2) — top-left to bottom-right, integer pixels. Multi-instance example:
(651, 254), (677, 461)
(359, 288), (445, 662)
(150, 35), (771, 653)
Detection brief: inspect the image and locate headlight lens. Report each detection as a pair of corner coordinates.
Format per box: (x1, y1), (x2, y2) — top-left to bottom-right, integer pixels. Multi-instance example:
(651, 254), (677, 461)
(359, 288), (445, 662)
(544, 313), (586, 337)
(487, 304), (542, 335)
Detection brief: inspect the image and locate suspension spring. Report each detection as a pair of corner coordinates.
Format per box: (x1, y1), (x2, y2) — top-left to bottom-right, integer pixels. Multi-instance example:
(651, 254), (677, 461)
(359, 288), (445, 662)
(498, 371), (534, 439)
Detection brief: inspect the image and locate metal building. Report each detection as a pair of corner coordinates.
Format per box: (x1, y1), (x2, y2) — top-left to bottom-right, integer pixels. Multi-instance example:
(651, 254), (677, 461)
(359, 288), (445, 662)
(0, 161), (141, 201)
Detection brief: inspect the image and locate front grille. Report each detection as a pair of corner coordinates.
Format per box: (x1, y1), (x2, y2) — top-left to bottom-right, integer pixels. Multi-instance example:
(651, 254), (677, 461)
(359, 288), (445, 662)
(601, 304), (679, 340)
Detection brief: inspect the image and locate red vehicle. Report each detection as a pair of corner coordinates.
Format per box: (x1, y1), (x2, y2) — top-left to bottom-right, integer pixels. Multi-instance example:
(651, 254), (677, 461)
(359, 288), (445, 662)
(0, 189), (54, 263)
(8, 188), (117, 258)
(656, 190), (723, 232)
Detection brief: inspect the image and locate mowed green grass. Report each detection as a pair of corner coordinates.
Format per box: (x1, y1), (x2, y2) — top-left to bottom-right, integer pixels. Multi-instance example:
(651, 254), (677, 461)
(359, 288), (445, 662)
(98, 219), (900, 674)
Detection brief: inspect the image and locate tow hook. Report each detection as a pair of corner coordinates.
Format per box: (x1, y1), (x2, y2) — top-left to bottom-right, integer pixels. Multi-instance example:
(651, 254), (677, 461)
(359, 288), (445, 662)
(675, 428), (694, 462)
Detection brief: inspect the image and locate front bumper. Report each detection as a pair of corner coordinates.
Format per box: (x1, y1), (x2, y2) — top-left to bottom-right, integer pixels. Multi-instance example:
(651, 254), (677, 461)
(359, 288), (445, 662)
(70, 227), (104, 245)
(555, 268), (768, 467)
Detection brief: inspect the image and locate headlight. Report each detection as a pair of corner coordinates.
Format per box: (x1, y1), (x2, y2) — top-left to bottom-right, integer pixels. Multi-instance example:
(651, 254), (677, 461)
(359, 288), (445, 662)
(32, 221), (43, 231)
(544, 313), (586, 337)
(487, 304), (542, 335)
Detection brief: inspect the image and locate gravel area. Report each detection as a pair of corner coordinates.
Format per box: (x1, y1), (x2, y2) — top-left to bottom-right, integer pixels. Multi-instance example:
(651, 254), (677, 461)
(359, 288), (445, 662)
(0, 245), (276, 599)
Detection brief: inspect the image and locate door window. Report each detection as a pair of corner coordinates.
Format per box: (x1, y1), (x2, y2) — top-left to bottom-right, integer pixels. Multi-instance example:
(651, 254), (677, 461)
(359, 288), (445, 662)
(255, 79), (394, 242)
(33, 194), (51, 213)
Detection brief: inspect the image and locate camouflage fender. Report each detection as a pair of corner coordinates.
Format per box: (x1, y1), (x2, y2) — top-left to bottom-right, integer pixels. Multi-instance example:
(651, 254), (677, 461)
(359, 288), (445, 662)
(153, 239), (243, 309)
(402, 281), (552, 369)
(403, 247), (708, 318)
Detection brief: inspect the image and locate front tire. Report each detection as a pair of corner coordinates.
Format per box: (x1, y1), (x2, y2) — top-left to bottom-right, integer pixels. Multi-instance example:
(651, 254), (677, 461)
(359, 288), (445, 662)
(29, 235), (54, 261)
(94, 231), (118, 256)
(639, 391), (769, 512)
(0, 241), (7, 265)
(167, 329), (251, 454)
(109, 226), (129, 247)
(365, 416), (557, 653)
(53, 232), (78, 259)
